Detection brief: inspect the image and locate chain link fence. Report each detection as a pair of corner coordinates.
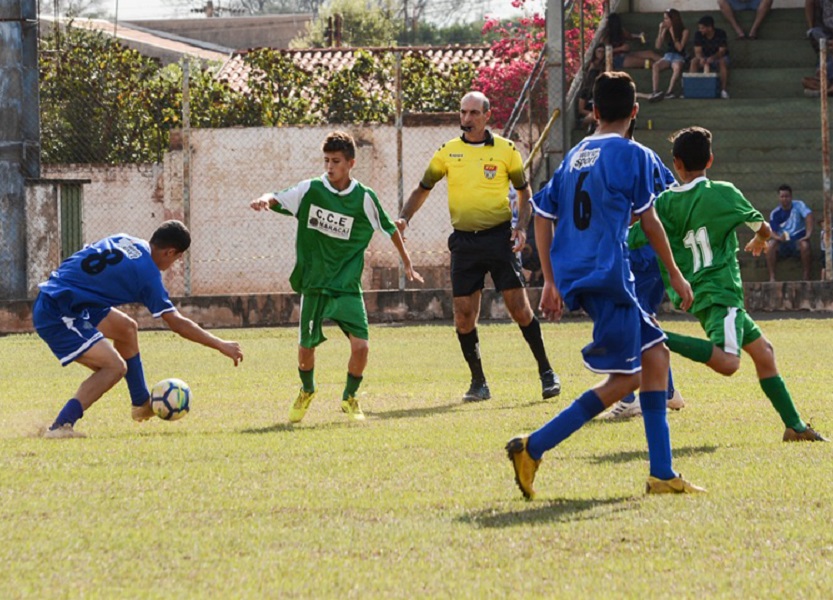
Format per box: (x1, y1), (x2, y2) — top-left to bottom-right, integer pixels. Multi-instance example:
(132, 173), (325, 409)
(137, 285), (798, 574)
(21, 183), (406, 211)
(36, 23), (553, 297)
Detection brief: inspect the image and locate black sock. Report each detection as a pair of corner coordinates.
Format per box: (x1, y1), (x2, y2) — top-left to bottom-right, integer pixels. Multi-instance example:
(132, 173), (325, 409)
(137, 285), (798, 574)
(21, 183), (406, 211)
(520, 316), (551, 375)
(457, 328), (486, 383)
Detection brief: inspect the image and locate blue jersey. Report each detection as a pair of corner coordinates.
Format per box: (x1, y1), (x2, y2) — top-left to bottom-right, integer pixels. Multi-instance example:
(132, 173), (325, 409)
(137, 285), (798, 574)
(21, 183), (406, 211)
(627, 148), (677, 275)
(38, 235), (176, 317)
(533, 134), (665, 310)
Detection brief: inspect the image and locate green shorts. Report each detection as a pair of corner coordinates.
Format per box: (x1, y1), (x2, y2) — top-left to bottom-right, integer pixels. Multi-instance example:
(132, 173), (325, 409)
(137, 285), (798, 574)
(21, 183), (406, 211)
(694, 305), (762, 356)
(299, 292), (368, 349)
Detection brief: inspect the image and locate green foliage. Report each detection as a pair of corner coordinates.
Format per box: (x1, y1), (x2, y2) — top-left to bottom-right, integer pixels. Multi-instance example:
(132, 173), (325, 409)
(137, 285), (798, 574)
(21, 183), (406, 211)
(401, 52), (476, 112)
(290, 0), (399, 48)
(39, 23), (477, 164)
(322, 50), (394, 123)
(397, 20), (488, 46)
(243, 49), (319, 125)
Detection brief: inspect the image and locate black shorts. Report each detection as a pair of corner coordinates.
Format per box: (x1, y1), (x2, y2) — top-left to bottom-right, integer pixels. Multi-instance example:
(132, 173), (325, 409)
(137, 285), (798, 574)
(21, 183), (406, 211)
(448, 221), (526, 297)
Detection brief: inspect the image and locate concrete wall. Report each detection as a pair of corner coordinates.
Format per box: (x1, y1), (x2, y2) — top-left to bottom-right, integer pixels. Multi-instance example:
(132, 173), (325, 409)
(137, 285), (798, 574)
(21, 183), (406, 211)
(4, 283), (833, 334)
(125, 14), (313, 50)
(39, 123), (458, 300)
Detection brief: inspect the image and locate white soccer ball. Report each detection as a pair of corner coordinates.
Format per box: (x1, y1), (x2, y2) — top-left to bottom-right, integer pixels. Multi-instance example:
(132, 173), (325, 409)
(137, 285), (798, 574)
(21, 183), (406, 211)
(150, 378), (191, 421)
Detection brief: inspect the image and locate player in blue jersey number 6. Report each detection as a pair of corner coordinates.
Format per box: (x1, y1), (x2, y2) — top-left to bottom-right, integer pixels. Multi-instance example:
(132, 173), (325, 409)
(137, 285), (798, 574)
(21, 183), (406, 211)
(507, 72), (706, 499)
(34, 220), (244, 439)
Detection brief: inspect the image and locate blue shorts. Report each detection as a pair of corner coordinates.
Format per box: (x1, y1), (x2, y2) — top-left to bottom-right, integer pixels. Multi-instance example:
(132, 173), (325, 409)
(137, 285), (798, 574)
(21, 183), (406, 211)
(661, 52), (686, 64)
(613, 54), (625, 69)
(33, 293), (109, 366)
(776, 239), (801, 258)
(726, 0), (761, 11)
(578, 293), (666, 374)
(633, 269), (666, 316)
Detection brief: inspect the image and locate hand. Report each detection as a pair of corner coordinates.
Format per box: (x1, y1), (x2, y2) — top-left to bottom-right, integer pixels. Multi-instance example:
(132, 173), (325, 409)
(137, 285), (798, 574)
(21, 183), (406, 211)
(510, 227), (526, 253)
(404, 263), (424, 284)
(745, 235), (768, 256)
(219, 341), (244, 366)
(668, 271), (694, 311)
(394, 218), (408, 241)
(250, 194), (273, 211)
(538, 281), (564, 321)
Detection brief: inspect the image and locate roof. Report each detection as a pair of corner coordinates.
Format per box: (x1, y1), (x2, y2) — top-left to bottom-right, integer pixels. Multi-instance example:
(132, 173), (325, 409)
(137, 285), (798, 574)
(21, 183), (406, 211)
(217, 46), (496, 95)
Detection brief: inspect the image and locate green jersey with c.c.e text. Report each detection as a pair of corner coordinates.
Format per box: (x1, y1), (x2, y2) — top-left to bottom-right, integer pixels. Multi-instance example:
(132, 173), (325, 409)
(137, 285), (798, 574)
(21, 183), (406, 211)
(269, 175), (396, 294)
(654, 176), (764, 313)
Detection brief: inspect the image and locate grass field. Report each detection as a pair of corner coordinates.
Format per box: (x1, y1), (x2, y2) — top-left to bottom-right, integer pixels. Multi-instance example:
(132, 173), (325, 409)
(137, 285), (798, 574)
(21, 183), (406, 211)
(1, 317), (832, 598)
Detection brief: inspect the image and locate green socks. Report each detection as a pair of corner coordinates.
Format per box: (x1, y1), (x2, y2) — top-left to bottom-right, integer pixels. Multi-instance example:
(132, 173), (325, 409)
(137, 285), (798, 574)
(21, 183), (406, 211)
(760, 375), (805, 431)
(299, 368), (315, 393)
(343, 373), (363, 401)
(664, 331), (714, 364)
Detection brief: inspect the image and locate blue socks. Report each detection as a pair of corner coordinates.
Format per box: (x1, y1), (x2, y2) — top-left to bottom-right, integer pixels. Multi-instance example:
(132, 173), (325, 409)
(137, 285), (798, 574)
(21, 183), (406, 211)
(125, 354), (150, 407)
(51, 398), (84, 430)
(640, 390), (676, 480)
(527, 390), (605, 460)
(621, 369), (677, 404)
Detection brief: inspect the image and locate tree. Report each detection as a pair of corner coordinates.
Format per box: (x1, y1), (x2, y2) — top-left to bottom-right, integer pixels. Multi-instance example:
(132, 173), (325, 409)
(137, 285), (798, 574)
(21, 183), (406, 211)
(291, 0), (400, 47)
(472, 0), (604, 130)
(45, 0), (109, 18)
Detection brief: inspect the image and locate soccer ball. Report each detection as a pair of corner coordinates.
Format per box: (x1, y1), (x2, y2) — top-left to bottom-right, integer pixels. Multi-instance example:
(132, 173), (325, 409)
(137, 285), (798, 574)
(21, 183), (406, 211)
(150, 378), (191, 421)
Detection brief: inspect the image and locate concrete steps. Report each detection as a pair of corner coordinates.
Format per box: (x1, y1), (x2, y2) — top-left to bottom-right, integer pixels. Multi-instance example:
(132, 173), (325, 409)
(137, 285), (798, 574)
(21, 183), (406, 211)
(567, 6), (829, 281)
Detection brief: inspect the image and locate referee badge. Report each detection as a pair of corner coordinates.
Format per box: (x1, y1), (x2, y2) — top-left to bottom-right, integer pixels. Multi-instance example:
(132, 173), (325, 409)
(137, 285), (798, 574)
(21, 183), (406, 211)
(484, 164), (497, 179)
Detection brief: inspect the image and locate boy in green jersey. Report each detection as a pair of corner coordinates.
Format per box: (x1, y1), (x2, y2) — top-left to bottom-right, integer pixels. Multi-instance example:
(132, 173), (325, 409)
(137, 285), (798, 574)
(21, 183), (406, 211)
(251, 131), (423, 423)
(654, 126), (826, 442)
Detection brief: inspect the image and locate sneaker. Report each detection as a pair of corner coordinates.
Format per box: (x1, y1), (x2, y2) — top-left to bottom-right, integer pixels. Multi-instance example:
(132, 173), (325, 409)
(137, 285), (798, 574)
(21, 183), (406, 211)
(597, 398), (642, 420)
(720, 89), (730, 99)
(646, 474), (706, 494)
(289, 389), (316, 423)
(341, 395), (366, 421)
(783, 424), (828, 442)
(666, 390), (686, 411)
(42, 423), (87, 439)
(648, 91), (665, 103)
(463, 380), (491, 402)
(131, 400), (155, 422)
(505, 435), (541, 500)
(540, 369), (562, 399)
(665, 92), (677, 99)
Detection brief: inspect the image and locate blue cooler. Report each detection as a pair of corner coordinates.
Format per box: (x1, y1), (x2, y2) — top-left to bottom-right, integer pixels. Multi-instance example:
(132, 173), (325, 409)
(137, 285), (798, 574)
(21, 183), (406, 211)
(683, 73), (720, 99)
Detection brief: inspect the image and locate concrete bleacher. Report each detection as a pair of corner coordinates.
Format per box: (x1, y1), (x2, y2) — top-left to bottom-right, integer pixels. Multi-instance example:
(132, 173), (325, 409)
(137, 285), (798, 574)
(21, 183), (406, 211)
(572, 7), (828, 281)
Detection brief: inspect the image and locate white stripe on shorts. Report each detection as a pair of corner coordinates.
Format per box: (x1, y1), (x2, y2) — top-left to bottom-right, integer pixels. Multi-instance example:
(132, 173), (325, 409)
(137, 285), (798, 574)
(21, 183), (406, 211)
(723, 307), (740, 355)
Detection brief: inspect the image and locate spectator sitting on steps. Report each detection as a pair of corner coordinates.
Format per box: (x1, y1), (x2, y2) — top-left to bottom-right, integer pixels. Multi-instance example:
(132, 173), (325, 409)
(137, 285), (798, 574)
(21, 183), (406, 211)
(602, 13), (662, 70)
(718, 0), (773, 40)
(766, 184), (814, 282)
(649, 9), (690, 102)
(690, 15), (731, 99)
(805, 0), (833, 51)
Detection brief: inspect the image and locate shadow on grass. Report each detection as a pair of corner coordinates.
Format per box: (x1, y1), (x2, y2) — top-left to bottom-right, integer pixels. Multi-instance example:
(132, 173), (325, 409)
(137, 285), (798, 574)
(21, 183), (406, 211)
(584, 444), (720, 466)
(458, 496), (634, 528)
(368, 401), (462, 420)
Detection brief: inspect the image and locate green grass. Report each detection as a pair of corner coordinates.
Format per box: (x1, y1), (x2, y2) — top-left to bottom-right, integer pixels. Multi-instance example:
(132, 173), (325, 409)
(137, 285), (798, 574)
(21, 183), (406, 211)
(1, 318), (832, 598)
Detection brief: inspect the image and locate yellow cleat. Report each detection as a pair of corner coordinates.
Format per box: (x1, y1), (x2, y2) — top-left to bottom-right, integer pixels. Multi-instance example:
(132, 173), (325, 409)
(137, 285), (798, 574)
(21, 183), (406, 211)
(132, 400), (155, 422)
(289, 389), (316, 423)
(646, 474), (706, 494)
(341, 395), (365, 421)
(783, 425), (828, 442)
(505, 435), (541, 500)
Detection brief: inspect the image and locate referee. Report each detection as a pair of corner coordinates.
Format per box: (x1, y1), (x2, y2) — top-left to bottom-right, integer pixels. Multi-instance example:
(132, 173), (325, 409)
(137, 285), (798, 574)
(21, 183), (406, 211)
(396, 91), (560, 402)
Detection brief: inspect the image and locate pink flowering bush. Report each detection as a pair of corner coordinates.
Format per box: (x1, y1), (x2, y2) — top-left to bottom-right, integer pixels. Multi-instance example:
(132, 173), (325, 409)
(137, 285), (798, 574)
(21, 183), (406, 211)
(474, 0), (605, 129)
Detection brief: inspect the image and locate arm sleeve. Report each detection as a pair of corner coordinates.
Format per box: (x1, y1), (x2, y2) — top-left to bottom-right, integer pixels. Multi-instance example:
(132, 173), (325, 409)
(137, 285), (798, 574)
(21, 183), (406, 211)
(420, 148), (447, 189)
(364, 190), (397, 237)
(507, 145), (529, 190)
(269, 180), (312, 217)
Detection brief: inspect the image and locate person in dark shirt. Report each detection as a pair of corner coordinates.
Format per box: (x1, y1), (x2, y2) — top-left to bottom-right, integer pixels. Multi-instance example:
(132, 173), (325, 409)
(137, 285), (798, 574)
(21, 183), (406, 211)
(690, 15), (731, 99)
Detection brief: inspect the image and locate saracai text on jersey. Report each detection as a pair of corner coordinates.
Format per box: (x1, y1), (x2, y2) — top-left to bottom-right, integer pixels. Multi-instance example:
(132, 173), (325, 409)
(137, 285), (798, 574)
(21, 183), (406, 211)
(307, 204), (354, 240)
(569, 142), (601, 171)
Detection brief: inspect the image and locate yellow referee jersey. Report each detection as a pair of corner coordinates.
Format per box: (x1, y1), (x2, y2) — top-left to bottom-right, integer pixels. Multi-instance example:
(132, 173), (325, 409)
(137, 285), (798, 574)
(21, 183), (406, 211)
(421, 131), (528, 232)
